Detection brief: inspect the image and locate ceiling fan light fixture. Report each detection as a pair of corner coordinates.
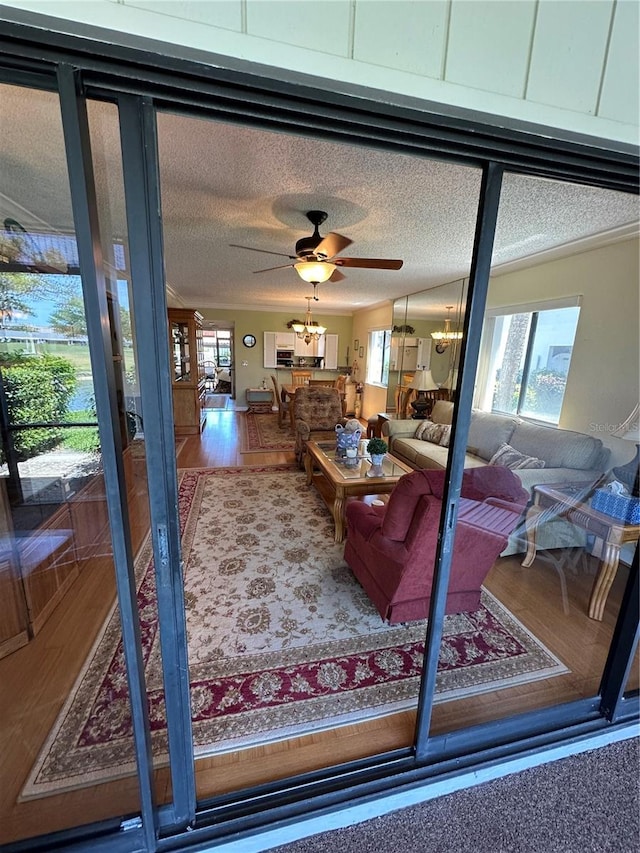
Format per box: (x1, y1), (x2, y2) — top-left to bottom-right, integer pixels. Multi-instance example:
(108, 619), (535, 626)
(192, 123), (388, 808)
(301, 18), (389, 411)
(294, 261), (335, 283)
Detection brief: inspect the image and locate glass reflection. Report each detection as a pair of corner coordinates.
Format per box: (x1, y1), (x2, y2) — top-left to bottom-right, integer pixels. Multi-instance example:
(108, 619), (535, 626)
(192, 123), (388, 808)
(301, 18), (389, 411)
(388, 280), (466, 418)
(427, 172), (639, 737)
(0, 85), (143, 845)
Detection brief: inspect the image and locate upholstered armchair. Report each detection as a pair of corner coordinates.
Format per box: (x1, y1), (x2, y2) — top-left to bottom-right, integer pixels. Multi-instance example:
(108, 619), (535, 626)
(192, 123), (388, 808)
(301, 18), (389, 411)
(293, 386), (345, 466)
(344, 467), (528, 623)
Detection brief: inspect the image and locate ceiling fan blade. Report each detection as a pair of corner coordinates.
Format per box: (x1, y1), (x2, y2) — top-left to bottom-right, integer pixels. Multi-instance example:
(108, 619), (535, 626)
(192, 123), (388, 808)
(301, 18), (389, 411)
(334, 257), (403, 270)
(315, 231), (352, 259)
(229, 243), (296, 259)
(253, 262), (295, 274)
(329, 268), (346, 283)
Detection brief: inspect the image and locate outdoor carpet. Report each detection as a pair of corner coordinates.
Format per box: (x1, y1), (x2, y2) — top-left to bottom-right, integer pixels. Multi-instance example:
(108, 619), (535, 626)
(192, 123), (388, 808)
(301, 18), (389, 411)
(21, 466), (568, 799)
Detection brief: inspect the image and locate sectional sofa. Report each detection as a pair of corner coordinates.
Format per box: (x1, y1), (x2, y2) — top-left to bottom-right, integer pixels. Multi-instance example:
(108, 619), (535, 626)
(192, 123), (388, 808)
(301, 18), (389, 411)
(382, 401), (610, 555)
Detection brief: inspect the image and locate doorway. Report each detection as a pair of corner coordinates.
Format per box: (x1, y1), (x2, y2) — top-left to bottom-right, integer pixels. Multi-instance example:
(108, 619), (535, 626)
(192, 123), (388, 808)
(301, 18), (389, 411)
(202, 323), (234, 407)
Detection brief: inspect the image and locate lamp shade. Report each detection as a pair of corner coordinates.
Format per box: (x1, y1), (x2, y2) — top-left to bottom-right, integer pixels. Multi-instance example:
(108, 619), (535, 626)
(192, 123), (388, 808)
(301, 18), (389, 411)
(294, 261), (336, 283)
(408, 369), (438, 391)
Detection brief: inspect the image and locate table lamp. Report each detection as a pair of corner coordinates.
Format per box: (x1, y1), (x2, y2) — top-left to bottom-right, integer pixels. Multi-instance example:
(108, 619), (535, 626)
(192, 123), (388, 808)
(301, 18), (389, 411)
(408, 369), (439, 419)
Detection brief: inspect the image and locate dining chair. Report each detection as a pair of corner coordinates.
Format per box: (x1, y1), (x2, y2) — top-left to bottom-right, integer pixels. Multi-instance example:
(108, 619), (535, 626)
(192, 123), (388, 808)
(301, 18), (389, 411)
(270, 374), (290, 429)
(291, 370), (312, 386)
(395, 384), (417, 419)
(308, 378), (336, 387)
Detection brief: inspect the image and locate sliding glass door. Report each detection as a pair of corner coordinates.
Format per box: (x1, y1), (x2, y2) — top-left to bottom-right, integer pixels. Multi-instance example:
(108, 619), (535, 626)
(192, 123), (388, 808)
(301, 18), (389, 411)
(0, 80), (156, 846)
(0, 23), (636, 852)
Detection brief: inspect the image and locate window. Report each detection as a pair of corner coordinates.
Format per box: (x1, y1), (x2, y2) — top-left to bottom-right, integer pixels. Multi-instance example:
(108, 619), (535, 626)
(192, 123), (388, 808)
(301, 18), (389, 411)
(480, 301), (581, 425)
(203, 329), (232, 366)
(366, 328), (392, 386)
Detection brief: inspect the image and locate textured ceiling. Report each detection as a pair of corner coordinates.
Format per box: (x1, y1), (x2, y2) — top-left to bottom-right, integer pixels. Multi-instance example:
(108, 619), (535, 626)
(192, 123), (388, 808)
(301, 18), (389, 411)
(1, 86), (638, 318)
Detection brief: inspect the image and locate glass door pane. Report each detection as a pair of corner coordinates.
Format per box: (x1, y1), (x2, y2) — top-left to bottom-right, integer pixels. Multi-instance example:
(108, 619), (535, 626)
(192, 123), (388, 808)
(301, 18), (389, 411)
(0, 83), (146, 845)
(429, 172), (639, 738)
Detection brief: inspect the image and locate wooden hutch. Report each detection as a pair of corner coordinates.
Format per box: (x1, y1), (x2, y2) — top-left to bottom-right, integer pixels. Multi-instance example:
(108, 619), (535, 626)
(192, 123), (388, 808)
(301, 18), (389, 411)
(168, 308), (206, 435)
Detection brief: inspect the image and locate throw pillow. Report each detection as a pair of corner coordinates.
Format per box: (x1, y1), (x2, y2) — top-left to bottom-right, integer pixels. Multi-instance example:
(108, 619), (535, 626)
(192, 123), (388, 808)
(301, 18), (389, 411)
(489, 442), (546, 470)
(414, 419), (434, 440)
(414, 420), (447, 444)
(438, 424), (451, 447)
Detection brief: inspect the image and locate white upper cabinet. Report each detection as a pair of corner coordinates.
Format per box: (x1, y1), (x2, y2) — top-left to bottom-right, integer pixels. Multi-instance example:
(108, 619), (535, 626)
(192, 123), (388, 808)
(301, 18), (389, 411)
(263, 332), (277, 368)
(275, 332), (295, 348)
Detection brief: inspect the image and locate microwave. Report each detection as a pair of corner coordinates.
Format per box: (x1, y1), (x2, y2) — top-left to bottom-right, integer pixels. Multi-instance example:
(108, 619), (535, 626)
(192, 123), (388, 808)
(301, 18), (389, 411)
(276, 348), (294, 366)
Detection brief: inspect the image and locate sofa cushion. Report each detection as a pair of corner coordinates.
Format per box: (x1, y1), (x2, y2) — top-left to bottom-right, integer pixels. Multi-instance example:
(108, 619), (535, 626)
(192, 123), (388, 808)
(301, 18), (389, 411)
(431, 400), (454, 424)
(392, 439), (484, 471)
(509, 421), (604, 470)
(467, 410), (519, 461)
(489, 442), (546, 470)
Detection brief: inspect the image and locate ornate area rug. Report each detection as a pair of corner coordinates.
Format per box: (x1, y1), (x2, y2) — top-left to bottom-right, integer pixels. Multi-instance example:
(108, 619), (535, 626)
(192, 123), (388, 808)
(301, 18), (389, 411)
(240, 412), (294, 452)
(21, 466), (568, 800)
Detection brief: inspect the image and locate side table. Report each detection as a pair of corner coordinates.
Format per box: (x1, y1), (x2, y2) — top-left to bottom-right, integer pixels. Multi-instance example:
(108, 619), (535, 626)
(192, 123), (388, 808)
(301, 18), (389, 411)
(246, 388), (274, 414)
(522, 482), (640, 620)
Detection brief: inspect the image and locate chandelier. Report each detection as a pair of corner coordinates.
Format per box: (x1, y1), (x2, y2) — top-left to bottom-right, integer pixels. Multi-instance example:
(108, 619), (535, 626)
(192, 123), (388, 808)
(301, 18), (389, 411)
(431, 306), (463, 353)
(291, 297), (326, 344)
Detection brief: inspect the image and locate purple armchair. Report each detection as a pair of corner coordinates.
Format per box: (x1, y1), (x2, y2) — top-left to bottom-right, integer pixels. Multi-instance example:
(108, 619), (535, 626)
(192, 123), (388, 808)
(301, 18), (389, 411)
(344, 467), (528, 624)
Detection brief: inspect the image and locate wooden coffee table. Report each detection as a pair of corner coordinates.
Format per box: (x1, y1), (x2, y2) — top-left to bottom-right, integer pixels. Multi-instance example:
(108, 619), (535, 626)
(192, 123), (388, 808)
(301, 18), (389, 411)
(304, 440), (413, 542)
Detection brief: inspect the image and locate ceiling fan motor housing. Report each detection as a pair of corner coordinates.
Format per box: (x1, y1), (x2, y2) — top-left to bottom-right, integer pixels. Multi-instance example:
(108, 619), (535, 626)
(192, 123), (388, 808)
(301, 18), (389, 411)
(295, 210), (329, 259)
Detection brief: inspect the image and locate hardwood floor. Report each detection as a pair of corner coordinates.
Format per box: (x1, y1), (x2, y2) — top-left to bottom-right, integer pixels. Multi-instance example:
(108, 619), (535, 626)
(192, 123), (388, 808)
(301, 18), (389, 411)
(1, 408), (635, 845)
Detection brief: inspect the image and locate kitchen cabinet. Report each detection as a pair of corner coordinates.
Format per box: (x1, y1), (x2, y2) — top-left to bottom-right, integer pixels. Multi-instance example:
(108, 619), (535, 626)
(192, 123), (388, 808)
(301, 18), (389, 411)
(168, 308), (206, 435)
(266, 331), (338, 369)
(264, 332), (277, 368)
(275, 332), (295, 348)
(390, 336), (430, 372)
(324, 334), (339, 369)
(416, 337), (432, 370)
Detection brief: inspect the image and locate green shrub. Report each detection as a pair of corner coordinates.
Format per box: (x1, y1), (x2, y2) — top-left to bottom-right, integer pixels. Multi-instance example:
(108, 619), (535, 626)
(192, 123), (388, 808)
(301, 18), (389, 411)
(0, 352), (77, 461)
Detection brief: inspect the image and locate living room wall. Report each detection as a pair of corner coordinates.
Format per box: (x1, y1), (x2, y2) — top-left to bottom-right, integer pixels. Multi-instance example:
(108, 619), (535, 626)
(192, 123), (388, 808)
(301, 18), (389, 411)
(197, 307), (353, 405)
(486, 236), (639, 467)
(351, 301), (393, 420)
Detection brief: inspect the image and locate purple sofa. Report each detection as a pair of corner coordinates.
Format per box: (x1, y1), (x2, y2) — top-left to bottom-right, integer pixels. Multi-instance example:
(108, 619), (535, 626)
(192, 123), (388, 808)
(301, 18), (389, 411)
(344, 467), (528, 624)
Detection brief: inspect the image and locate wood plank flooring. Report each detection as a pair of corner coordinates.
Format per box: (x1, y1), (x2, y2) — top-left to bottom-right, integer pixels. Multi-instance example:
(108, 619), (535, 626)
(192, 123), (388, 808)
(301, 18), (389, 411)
(0, 408), (635, 845)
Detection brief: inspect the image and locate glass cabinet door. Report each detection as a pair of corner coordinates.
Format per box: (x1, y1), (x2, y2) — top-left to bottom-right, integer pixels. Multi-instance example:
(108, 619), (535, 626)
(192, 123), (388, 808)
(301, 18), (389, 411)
(172, 320), (191, 381)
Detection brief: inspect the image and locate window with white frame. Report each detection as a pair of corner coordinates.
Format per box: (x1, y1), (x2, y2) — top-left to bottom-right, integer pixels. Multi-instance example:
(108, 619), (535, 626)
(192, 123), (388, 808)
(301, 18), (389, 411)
(366, 328), (392, 386)
(477, 299), (581, 425)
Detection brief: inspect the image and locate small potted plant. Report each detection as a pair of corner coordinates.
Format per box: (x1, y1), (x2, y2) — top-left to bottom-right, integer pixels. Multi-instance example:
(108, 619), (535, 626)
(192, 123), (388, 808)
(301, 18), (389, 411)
(367, 437), (388, 475)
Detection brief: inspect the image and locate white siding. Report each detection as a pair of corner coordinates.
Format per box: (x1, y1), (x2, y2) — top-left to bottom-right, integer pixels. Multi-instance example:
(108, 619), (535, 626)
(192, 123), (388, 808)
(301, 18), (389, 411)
(1, 0), (637, 144)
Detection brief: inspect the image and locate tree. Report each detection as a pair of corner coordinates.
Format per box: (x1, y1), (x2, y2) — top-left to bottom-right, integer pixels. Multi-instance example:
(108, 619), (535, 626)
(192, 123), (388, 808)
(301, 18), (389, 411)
(0, 272), (40, 329)
(493, 313), (529, 413)
(49, 296), (88, 338)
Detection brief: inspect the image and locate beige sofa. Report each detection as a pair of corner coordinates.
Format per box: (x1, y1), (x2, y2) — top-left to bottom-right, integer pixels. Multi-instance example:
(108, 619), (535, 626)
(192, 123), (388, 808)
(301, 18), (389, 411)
(383, 401), (610, 555)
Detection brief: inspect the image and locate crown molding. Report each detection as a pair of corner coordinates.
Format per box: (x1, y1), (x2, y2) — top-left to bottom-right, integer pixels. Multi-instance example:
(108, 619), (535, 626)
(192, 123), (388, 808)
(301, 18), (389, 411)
(491, 223), (639, 278)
